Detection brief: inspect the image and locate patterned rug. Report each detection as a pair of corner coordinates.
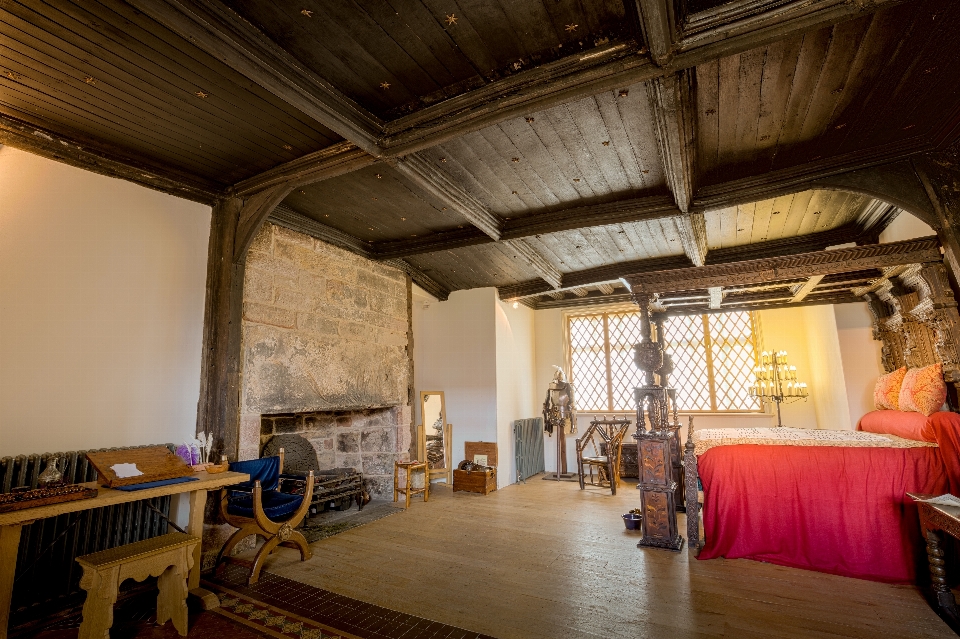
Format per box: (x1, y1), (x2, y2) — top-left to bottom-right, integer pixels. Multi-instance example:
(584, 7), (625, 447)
(213, 583), (360, 639)
(300, 501), (400, 543)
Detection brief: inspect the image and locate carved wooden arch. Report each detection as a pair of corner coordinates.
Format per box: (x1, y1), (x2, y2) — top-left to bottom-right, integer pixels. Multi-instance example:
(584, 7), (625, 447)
(859, 262), (960, 409)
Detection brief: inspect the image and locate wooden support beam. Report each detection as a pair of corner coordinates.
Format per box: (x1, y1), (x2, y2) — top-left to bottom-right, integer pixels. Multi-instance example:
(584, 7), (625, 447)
(624, 236), (942, 295)
(708, 287), (723, 309)
(648, 71), (697, 212)
(125, 0), (383, 155)
(0, 113), (220, 204)
(634, 0), (678, 66)
(504, 239), (563, 289)
(196, 197), (245, 460)
(534, 292), (635, 310)
(372, 228), (491, 260)
(394, 153), (502, 240)
(790, 275), (825, 303)
(597, 283), (616, 295)
(232, 142), (376, 196)
(382, 259), (451, 302)
(675, 213), (708, 267)
(497, 254), (691, 301)
(233, 183), (295, 263)
(656, 292), (862, 317)
(269, 205), (374, 258)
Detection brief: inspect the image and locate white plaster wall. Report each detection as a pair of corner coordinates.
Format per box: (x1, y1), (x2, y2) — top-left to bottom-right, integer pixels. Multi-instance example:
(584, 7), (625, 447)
(880, 212), (935, 243)
(412, 288), (498, 476)
(494, 300), (537, 487)
(801, 305), (853, 430)
(0, 147), (210, 455)
(834, 302), (884, 428)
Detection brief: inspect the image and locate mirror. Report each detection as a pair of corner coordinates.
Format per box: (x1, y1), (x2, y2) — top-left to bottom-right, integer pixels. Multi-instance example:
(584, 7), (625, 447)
(418, 391), (452, 483)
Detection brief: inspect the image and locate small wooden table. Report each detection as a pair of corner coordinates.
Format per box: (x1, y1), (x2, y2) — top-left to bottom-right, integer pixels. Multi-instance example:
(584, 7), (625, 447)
(393, 461), (428, 508)
(0, 470), (248, 639)
(908, 493), (960, 633)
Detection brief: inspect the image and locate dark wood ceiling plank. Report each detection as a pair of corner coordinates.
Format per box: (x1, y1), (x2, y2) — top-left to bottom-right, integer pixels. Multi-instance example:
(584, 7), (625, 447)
(625, 236), (940, 295)
(731, 46), (764, 168)
(612, 82), (666, 190)
(537, 229), (587, 271)
(393, 152), (502, 239)
(478, 124), (563, 209)
(451, 0), (527, 61)
(566, 95), (634, 194)
(594, 91), (651, 192)
(494, 0), (560, 54)
(734, 200), (756, 246)
(417, 0), (500, 74)
(538, 0), (589, 47)
(753, 36), (803, 173)
(750, 196), (775, 244)
(501, 194), (679, 239)
(10, 1), (320, 161)
(715, 53), (741, 180)
(231, 0), (417, 110)
(543, 101), (616, 198)
(421, 140), (524, 215)
(458, 129), (550, 211)
(496, 118), (581, 206)
(503, 238), (562, 288)
(125, 0), (381, 154)
(0, 111), (220, 202)
(0, 79), (232, 179)
(795, 18), (872, 147)
(695, 58), (720, 181)
(306, 0), (444, 98)
(521, 113), (601, 203)
(69, 0), (339, 147)
(372, 228), (491, 260)
(0, 11), (252, 170)
(378, 0), (483, 80)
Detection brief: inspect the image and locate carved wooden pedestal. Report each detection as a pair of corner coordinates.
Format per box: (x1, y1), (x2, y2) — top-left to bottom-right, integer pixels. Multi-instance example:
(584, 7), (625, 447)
(636, 432), (683, 552)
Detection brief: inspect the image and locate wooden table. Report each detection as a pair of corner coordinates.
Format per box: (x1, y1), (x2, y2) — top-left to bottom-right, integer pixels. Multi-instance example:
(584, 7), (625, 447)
(908, 493), (960, 635)
(0, 470), (248, 639)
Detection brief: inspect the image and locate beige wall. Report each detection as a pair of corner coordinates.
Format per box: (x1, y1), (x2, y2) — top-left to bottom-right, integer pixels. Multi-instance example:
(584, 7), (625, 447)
(834, 302), (884, 428)
(0, 146), (211, 455)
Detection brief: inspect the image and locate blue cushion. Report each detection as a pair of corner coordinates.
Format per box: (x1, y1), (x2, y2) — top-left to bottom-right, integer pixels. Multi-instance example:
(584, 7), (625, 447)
(226, 490), (303, 520)
(228, 456), (280, 492)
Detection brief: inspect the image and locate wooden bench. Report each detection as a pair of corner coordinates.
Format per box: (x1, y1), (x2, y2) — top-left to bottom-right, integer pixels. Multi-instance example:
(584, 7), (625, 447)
(76, 532), (199, 639)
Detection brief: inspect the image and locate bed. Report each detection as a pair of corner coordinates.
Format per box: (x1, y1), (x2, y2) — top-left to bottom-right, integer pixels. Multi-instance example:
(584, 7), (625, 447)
(682, 414), (960, 583)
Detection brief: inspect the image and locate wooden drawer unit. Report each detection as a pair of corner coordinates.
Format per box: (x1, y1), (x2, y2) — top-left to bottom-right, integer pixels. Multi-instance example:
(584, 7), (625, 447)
(453, 469), (496, 495)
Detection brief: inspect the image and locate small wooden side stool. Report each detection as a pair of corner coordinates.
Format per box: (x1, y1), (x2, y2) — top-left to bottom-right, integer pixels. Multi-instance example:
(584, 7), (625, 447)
(394, 461), (428, 509)
(76, 532), (199, 639)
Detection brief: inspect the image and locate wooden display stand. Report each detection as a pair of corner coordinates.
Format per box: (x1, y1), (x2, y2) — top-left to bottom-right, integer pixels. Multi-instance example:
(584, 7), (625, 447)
(453, 442), (498, 495)
(85, 446), (192, 487)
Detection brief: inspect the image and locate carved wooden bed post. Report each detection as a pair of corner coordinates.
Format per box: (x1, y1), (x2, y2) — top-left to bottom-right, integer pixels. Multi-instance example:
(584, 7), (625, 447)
(683, 415), (700, 554)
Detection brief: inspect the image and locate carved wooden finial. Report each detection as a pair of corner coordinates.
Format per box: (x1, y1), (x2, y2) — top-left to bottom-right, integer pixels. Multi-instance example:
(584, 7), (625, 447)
(685, 415), (695, 452)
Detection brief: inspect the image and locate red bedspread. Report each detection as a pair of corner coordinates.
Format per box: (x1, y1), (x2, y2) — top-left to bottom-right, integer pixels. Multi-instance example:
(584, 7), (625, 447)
(697, 412), (960, 583)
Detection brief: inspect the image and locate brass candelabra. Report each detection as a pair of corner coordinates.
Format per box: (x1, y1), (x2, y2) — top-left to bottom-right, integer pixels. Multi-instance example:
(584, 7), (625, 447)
(749, 350), (809, 427)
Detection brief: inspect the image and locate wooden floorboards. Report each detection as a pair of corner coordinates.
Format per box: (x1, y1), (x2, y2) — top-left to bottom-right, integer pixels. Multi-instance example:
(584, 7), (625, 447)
(261, 477), (951, 639)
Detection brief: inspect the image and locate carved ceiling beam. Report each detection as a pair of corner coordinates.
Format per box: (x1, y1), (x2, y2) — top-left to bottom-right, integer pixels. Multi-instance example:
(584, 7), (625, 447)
(789, 275), (825, 303)
(706, 222), (874, 265)
(649, 71), (697, 213)
(497, 254), (691, 301)
(624, 236), (942, 295)
(232, 142), (375, 196)
(656, 291), (862, 317)
(634, 0), (679, 66)
(372, 194), (681, 259)
(708, 286), (723, 309)
(125, 0), (383, 156)
(675, 213), (708, 267)
(503, 239), (563, 289)
(394, 153), (502, 240)
(0, 113), (220, 204)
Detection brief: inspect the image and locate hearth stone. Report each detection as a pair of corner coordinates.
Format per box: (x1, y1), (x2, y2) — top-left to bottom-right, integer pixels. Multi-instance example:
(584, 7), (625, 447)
(259, 407), (404, 499)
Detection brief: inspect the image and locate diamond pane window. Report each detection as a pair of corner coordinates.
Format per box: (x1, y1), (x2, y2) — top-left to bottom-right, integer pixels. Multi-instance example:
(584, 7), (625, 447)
(566, 309), (761, 412)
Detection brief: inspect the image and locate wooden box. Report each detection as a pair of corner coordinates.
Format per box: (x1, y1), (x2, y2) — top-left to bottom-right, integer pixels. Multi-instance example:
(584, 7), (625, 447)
(453, 468), (496, 495)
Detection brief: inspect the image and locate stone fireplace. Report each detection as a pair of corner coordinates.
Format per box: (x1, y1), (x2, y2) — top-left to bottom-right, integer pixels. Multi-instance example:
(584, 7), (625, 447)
(259, 407), (404, 497)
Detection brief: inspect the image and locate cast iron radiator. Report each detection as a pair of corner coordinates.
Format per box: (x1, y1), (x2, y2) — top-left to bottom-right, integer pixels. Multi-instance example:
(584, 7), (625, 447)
(513, 417), (545, 482)
(0, 444), (173, 616)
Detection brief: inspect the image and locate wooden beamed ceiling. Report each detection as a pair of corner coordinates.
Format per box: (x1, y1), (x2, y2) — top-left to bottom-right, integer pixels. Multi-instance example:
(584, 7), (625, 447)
(1, 0), (956, 306)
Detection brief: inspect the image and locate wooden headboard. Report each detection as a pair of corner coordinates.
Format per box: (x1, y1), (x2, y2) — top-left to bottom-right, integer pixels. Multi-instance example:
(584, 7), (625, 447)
(858, 262), (960, 409)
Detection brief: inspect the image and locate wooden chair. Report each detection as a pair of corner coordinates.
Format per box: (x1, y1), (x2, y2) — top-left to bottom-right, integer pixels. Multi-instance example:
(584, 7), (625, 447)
(575, 417), (631, 495)
(216, 451), (314, 585)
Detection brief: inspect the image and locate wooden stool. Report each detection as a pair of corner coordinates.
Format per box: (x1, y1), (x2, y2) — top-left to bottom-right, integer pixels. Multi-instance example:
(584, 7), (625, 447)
(393, 461), (428, 508)
(76, 532), (199, 639)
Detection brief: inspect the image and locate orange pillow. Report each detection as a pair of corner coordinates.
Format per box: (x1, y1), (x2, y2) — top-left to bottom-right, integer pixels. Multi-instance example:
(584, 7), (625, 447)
(858, 410), (935, 442)
(874, 367), (906, 410)
(898, 363), (947, 416)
